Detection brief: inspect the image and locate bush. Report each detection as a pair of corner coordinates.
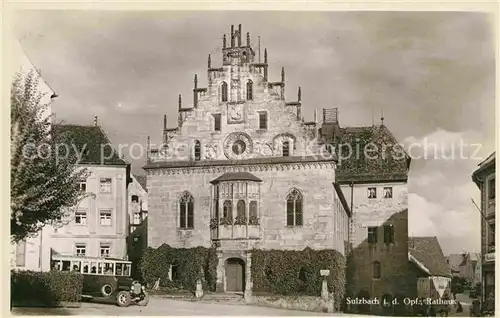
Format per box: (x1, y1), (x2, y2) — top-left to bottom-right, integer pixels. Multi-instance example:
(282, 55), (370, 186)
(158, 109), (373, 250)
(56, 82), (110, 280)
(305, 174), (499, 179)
(11, 270), (83, 306)
(250, 247), (345, 309)
(139, 244), (218, 292)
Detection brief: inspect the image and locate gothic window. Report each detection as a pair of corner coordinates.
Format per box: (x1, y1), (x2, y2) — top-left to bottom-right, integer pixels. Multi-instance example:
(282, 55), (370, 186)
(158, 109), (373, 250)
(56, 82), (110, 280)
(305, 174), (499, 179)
(282, 141), (290, 157)
(373, 261), (381, 279)
(286, 188), (303, 226)
(246, 80), (253, 100)
(249, 201), (258, 219)
(221, 82), (228, 102)
(194, 140), (201, 161)
(236, 200), (246, 225)
(223, 200), (233, 220)
(179, 192), (194, 229)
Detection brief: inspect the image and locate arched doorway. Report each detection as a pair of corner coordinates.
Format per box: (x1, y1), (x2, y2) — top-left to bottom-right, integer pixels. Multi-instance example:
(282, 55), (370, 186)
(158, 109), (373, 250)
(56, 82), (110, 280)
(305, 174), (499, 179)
(357, 289), (371, 314)
(225, 258), (245, 292)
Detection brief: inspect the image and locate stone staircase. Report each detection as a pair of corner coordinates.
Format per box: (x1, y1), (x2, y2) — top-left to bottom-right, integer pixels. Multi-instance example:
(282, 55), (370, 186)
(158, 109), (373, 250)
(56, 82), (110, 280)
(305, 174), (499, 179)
(200, 292), (245, 304)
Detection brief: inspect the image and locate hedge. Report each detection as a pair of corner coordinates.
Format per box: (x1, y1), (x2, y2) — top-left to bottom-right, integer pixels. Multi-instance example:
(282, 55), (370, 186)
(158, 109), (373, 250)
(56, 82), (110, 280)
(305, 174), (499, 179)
(250, 247), (345, 309)
(139, 244), (218, 292)
(11, 270), (83, 306)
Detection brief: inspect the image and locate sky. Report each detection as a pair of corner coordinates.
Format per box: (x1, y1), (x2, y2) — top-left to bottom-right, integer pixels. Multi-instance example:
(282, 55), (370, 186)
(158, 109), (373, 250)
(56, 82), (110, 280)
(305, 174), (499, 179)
(12, 10), (496, 255)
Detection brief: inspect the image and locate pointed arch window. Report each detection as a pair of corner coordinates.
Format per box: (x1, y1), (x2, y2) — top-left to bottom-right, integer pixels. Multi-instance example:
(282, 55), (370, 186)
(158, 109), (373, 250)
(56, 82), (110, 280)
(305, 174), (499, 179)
(286, 189), (303, 226)
(246, 80), (253, 100)
(223, 200), (233, 222)
(221, 82), (228, 102)
(179, 192), (194, 229)
(373, 261), (381, 279)
(282, 141), (290, 157)
(194, 140), (201, 161)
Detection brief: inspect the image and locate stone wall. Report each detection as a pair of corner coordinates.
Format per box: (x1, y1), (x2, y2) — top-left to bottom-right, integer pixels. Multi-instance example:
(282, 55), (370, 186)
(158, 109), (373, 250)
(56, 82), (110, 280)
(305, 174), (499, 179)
(251, 295), (334, 313)
(342, 182), (410, 304)
(147, 162), (349, 252)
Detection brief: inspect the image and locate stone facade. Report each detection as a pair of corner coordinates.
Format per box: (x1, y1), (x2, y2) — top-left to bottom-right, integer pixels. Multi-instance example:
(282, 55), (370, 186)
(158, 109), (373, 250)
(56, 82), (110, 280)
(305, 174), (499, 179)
(145, 25), (350, 295)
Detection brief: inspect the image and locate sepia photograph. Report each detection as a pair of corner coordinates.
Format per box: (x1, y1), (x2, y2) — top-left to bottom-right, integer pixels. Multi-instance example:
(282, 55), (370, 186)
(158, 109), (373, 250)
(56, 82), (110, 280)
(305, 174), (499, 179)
(7, 7), (496, 317)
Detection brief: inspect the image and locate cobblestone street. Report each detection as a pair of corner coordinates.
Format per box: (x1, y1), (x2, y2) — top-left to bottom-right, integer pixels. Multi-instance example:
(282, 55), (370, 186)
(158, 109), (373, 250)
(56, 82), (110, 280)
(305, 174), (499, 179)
(12, 296), (340, 316)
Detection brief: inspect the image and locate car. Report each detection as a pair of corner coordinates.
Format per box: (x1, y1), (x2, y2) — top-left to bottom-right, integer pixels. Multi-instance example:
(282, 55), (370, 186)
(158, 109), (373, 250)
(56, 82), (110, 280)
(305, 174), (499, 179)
(51, 255), (149, 307)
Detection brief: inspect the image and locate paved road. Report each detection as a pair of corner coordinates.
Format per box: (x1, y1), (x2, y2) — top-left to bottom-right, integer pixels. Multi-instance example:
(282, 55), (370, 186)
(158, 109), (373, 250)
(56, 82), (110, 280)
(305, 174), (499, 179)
(12, 296), (341, 316)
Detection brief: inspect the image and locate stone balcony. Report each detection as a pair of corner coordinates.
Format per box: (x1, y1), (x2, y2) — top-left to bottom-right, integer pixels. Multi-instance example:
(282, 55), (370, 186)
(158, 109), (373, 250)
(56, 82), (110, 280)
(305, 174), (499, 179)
(215, 224), (261, 239)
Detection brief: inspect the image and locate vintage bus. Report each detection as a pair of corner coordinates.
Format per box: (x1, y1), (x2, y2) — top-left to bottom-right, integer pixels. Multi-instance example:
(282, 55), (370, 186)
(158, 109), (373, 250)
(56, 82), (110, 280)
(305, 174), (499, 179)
(51, 255), (149, 307)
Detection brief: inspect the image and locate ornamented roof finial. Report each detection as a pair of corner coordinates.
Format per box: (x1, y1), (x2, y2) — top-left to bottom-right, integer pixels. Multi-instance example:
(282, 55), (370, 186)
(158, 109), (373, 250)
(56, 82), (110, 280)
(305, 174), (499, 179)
(281, 67), (285, 82)
(194, 74), (198, 89)
(264, 48), (267, 63)
(298, 87), (301, 102)
(208, 54), (211, 68)
(93, 115), (98, 126)
(163, 114), (167, 130)
(246, 32), (250, 46)
(178, 94), (182, 110)
(223, 34), (226, 48)
(381, 110), (385, 126)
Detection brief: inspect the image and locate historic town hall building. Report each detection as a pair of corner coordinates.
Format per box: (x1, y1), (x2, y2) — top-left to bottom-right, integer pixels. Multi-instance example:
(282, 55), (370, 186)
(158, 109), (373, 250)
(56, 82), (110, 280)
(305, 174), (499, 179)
(144, 25), (351, 294)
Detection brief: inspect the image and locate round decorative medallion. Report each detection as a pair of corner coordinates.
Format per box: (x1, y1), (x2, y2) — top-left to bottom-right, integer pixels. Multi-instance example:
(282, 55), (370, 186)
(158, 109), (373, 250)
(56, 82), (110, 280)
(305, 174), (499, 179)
(223, 132), (253, 159)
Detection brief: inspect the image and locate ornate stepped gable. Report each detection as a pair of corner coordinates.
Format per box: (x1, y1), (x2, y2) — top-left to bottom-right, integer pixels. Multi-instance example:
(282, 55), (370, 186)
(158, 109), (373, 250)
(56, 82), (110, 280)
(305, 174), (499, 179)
(145, 24), (334, 170)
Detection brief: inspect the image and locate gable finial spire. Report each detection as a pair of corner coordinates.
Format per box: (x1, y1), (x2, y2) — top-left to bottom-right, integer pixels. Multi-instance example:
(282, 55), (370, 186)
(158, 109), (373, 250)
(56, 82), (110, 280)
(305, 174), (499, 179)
(298, 87), (301, 102)
(178, 94), (182, 110)
(246, 32), (250, 46)
(281, 67), (285, 83)
(163, 114), (167, 130)
(208, 54), (211, 68)
(238, 24), (242, 47)
(223, 34), (226, 48)
(264, 48), (268, 63)
(381, 110), (385, 126)
(93, 115), (98, 126)
(230, 25), (235, 47)
(194, 74), (198, 89)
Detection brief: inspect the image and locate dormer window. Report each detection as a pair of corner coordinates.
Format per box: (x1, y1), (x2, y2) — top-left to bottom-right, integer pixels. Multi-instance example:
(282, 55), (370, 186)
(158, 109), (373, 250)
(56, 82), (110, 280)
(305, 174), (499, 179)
(246, 80), (253, 100)
(221, 82), (228, 102)
(282, 141), (290, 157)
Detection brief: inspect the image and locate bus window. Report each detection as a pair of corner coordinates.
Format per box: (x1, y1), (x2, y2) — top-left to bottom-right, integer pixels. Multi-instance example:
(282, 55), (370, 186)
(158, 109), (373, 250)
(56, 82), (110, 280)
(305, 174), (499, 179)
(90, 262), (97, 274)
(97, 262), (104, 275)
(104, 262), (115, 275)
(116, 263), (123, 276)
(71, 261), (81, 272)
(82, 261), (90, 274)
(51, 261), (61, 271)
(123, 264), (131, 276)
(62, 261), (71, 271)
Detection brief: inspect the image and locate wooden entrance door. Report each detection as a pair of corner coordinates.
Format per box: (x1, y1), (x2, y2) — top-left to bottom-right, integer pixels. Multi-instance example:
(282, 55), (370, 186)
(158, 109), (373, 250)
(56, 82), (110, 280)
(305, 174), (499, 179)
(226, 258), (245, 292)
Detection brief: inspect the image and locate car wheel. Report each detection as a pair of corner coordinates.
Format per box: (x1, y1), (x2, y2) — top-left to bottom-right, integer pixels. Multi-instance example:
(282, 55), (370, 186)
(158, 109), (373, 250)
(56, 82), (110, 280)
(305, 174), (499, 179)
(137, 291), (150, 306)
(116, 291), (132, 307)
(101, 284), (113, 297)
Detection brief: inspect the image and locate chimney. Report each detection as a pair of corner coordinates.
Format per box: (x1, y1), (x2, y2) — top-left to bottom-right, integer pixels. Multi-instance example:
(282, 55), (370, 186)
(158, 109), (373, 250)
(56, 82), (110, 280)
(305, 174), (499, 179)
(93, 115), (98, 126)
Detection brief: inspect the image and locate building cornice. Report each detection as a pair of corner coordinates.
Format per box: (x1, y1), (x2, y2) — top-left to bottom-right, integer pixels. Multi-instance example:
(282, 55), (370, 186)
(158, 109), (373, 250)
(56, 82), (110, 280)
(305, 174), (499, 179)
(145, 160), (335, 176)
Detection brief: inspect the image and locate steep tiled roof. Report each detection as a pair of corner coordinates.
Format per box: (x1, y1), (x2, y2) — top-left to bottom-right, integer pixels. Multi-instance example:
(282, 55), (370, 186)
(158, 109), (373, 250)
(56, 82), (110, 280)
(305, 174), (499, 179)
(330, 124), (411, 184)
(409, 237), (451, 277)
(52, 124), (127, 166)
(134, 174), (147, 192)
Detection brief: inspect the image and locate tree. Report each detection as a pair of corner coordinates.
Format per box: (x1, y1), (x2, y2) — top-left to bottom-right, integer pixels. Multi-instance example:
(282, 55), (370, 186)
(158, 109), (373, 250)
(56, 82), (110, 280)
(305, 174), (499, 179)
(11, 71), (86, 243)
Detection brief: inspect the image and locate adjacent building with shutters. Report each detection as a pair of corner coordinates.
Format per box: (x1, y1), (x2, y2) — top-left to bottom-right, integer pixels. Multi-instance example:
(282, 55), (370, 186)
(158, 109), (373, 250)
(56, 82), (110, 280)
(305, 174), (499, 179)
(144, 25), (351, 295)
